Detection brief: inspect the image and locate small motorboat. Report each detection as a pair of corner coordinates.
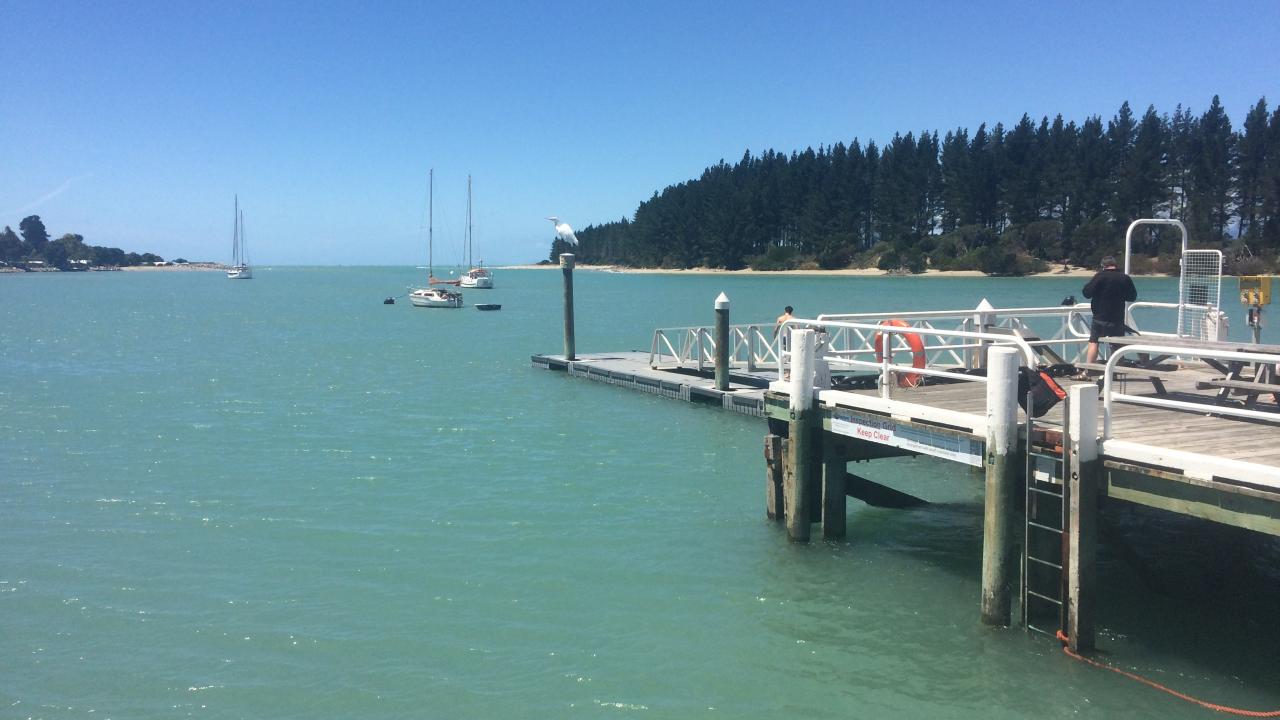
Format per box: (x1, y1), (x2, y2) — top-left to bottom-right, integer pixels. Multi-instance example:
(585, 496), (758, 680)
(475, 303), (501, 311)
(383, 297), (396, 305)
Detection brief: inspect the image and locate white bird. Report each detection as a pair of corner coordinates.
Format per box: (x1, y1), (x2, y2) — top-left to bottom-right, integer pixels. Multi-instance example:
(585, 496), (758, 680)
(547, 216), (578, 245)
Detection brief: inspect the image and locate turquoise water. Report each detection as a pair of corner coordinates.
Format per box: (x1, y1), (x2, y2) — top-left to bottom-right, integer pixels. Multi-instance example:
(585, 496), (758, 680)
(2, 268), (1277, 719)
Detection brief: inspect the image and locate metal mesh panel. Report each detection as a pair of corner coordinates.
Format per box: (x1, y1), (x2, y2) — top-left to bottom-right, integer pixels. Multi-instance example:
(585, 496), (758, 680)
(1178, 250), (1223, 339)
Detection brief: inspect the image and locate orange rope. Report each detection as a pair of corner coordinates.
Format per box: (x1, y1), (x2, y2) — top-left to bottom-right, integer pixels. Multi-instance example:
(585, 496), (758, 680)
(1054, 631), (1280, 717)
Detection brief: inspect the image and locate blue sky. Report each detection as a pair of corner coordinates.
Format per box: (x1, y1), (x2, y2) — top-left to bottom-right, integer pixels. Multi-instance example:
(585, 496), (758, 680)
(2, 0), (1278, 265)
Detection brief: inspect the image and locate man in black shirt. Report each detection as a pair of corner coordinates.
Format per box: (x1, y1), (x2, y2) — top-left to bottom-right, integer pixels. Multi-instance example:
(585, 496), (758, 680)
(1082, 256), (1137, 363)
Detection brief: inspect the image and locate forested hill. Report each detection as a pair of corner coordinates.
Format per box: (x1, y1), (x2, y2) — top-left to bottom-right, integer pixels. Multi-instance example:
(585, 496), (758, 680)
(1, 215), (168, 269)
(560, 97), (1280, 275)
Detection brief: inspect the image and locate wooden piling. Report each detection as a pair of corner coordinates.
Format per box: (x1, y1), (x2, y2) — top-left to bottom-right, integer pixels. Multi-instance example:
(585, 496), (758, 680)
(980, 346), (1019, 626)
(822, 458), (847, 539)
(785, 329), (817, 542)
(714, 292), (730, 391)
(765, 434), (784, 521)
(560, 253), (576, 361)
(1067, 384), (1099, 652)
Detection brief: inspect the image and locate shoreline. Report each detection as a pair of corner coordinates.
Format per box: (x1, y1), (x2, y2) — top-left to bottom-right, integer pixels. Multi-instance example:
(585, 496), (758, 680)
(495, 264), (1126, 278)
(120, 262), (226, 272)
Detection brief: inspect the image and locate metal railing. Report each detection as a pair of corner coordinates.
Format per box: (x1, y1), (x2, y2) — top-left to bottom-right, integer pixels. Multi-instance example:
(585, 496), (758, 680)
(647, 301), (1219, 386)
(1101, 344), (1280, 439)
(777, 317), (1041, 398)
(649, 323), (779, 372)
(814, 304), (1095, 369)
(1125, 301), (1219, 339)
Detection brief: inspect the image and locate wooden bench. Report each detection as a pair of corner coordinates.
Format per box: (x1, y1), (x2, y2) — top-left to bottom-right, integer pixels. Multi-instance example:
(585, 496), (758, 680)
(1074, 362), (1180, 394)
(1195, 377), (1280, 408)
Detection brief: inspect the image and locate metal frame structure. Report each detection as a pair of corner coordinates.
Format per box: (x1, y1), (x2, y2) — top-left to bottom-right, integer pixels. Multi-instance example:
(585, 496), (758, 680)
(1123, 218), (1187, 276)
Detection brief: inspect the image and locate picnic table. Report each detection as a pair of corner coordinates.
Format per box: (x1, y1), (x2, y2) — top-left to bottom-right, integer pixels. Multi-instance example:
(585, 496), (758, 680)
(1103, 335), (1280, 408)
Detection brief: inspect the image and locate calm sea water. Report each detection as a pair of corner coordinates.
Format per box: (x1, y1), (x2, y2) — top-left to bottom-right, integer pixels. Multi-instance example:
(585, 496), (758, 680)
(2, 268), (1278, 719)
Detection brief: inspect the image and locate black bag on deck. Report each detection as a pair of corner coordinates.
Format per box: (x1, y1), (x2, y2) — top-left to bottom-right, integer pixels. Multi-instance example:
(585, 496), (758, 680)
(1017, 367), (1067, 418)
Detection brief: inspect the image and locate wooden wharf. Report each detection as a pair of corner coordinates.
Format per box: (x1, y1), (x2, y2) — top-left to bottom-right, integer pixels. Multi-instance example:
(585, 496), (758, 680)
(535, 254), (1280, 655)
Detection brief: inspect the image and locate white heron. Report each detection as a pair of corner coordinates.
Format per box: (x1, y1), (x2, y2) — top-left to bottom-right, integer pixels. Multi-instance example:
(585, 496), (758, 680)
(547, 216), (578, 245)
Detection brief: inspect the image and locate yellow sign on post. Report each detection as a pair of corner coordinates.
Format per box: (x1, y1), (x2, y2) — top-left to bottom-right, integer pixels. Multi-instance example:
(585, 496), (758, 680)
(1240, 276), (1272, 306)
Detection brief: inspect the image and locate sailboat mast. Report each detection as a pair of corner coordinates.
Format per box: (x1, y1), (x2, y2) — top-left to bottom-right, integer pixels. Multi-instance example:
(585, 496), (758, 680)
(467, 174), (473, 268)
(428, 168), (434, 278)
(232, 194), (239, 266)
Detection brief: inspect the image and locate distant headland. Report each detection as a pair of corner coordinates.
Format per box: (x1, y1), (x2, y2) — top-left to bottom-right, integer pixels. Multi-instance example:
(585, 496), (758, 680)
(0, 214), (199, 273)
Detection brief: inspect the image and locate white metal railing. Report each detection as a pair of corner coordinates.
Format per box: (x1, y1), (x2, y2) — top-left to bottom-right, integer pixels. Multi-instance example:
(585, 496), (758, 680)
(815, 304), (1095, 369)
(1126, 301), (1219, 339)
(1102, 344), (1280, 438)
(647, 301), (1218, 387)
(649, 323), (779, 372)
(777, 317), (1041, 398)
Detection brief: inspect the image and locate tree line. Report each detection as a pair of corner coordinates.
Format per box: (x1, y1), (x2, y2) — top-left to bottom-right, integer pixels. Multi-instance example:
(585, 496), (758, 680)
(558, 96), (1280, 275)
(0, 215), (166, 268)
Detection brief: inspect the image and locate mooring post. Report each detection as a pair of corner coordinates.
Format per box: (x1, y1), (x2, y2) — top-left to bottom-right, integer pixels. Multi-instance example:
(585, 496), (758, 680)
(1067, 384), (1099, 652)
(980, 346), (1019, 626)
(560, 253), (576, 361)
(785, 329), (818, 542)
(765, 434), (785, 521)
(714, 292), (730, 391)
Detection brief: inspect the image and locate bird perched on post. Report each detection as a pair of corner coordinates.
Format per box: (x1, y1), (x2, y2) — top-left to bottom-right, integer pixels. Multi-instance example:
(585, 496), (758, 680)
(547, 216), (578, 245)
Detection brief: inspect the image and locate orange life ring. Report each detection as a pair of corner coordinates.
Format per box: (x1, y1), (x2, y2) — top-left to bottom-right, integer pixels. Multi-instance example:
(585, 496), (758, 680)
(873, 319), (926, 388)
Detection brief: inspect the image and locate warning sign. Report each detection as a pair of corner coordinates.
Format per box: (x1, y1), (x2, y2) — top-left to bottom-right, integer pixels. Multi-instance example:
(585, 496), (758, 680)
(830, 410), (984, 467)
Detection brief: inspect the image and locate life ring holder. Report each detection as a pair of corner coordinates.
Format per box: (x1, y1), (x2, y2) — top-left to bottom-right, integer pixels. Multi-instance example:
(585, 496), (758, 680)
(873, 319), (926, 388)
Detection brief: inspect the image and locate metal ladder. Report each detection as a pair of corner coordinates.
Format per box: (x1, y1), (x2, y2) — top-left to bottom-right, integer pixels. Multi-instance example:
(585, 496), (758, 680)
(1021, 396), (1069, 637)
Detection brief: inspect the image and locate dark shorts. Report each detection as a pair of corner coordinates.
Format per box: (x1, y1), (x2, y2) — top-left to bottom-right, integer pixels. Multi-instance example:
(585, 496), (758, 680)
(1089, 318), (1127, 343)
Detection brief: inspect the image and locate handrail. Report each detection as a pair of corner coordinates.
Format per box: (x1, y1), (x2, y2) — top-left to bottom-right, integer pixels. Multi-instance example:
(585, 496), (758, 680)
(648, 301), (1197, 377)
(649, 322), (777, 371)
(818, 304), (1091, 323)
(779, 317), (1042, 398)
(1102, 344), (1280, 439)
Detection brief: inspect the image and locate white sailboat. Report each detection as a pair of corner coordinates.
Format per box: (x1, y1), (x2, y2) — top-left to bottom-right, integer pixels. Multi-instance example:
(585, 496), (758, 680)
(226, 195), (252, 279)
(458, 175), (493, 289)
(409, 169), (463, 308)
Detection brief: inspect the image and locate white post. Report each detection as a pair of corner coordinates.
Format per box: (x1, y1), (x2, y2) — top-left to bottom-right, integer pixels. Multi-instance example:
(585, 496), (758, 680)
(788, 330), (816, 412)
(981, 346), (1019, 625)
(1067, 384), (1099, 651)
(974, 298), (995, 369)
(785, 329), (817, 542)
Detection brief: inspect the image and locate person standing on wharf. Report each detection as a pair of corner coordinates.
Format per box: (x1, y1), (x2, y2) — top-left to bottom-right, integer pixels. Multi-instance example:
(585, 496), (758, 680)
(774, 306), (794, 349)
(1082, 256), (1137, 364)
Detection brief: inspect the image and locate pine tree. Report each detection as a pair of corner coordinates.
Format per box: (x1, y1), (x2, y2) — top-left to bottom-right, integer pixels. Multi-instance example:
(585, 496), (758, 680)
(1002, 114), (1042, 226)
(1236, 98), (1270, 241)
(1115, 105), (1167, 223)
(1262, 107), (1280, 248)
(1188, 96), (1236, 242)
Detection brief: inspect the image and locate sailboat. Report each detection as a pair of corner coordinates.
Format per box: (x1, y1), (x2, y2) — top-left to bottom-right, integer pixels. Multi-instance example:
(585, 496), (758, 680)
(458, 175), (494, 289)
(409, 169), (463, 308)
(226, 195), (252, 279)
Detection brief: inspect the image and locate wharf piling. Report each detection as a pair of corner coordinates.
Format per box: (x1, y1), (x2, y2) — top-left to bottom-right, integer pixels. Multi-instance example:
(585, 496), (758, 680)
(785, 329), (818, 542)
(981, 347), (1020, 626)
(561, 253), (576, 361)
(1066, 383), (1100, 652)
(714, 293), (730, 391)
